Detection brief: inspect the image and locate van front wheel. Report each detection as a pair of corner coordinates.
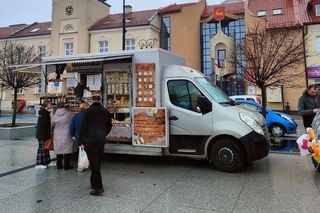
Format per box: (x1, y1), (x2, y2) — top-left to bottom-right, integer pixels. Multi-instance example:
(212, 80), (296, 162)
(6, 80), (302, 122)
(209, 138), (245, 172)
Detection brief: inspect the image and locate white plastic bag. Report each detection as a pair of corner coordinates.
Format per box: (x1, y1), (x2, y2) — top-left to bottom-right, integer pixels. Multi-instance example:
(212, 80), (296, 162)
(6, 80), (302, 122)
(296, 134), (311, 157)
(78, 147), (89, 171)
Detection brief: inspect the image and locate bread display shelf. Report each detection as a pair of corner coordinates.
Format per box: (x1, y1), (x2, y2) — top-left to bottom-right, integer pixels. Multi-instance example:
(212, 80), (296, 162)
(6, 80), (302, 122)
(107, 125), (132, 142)
(104, 71), (132, 142)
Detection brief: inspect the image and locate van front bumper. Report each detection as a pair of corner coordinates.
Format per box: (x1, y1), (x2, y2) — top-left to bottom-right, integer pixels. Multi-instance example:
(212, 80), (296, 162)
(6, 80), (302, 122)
(240, 131), (270, 161)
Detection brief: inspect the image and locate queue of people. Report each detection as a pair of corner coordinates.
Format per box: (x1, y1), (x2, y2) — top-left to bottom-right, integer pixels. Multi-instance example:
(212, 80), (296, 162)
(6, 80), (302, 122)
(35, 95), (112, 196)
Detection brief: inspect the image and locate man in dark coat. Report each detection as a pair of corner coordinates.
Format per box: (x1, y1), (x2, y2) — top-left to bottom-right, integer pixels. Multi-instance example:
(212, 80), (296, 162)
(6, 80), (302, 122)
(298, 84), (320, 128)
(79, 95), (112, 196)
(74, 80), (86, 100)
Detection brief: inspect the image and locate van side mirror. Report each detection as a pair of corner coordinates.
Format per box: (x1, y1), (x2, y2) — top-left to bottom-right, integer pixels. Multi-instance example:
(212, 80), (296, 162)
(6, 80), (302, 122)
(197, 96), (212, 114)
(257, 108), (267, 114)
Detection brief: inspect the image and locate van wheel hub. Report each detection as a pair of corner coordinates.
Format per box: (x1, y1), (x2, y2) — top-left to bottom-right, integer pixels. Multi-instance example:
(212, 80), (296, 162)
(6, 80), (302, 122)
(272, 126), (283, 136)
(217, 147), (234, 165)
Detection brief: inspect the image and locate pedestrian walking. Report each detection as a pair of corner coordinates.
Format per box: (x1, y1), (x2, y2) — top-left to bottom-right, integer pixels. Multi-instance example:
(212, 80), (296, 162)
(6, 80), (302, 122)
(79, 95), (112, 196)
(70, 102), (89, 144)
(51, 102), (77, 170)
(35, 99), (54, 169)
(298, 84), (320, 128)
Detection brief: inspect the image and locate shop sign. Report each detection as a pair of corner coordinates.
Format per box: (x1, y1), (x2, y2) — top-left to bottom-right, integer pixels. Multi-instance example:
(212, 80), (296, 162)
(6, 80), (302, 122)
(307, 67), (320, 78)
(69, 62), (102, 73)
(54, 82), (60, 87)
(213, 6), (225, 22)
(267, 86), (282, 103)
(247, 85), (255, 95)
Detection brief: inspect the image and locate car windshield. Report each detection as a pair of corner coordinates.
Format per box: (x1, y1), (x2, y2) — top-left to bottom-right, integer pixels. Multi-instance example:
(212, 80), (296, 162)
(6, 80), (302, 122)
(195, 77), (233, 105)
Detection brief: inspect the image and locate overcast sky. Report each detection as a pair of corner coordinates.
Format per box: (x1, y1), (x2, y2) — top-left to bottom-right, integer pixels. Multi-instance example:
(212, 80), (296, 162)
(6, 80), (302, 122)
(0, 0), (223, 27)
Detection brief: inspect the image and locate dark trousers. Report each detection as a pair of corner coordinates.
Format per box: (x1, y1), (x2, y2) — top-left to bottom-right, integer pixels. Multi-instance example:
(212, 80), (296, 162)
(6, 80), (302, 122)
(56, 154), (71, 168)
(303, 114), (316, 129)
(85, 143), (104, 190)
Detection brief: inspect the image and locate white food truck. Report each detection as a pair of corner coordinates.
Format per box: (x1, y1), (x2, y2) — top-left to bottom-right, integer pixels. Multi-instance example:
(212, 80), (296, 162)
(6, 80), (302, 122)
(19, 48), (270, 172)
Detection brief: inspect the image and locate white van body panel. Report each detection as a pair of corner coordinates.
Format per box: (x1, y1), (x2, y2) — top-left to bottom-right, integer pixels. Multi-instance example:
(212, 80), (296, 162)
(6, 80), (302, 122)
(162, 65), (255, 139)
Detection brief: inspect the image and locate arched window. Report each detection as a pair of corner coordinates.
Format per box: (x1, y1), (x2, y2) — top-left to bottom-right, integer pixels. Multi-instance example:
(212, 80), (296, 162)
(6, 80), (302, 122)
(63, 25), (74, 33)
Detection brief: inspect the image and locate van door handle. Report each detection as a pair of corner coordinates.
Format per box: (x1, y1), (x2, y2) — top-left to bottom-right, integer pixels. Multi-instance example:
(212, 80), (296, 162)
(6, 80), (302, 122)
(169, 116), (179, 120)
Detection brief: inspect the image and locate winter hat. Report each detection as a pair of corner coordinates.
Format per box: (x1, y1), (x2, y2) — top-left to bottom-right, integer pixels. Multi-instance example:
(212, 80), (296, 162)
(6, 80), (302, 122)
(57, 102), (65, 108)
(92, 95), (101, 102)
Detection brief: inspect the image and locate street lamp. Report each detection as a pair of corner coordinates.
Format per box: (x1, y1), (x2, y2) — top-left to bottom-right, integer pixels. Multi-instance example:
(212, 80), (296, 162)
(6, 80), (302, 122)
(122, 0), (127, 50)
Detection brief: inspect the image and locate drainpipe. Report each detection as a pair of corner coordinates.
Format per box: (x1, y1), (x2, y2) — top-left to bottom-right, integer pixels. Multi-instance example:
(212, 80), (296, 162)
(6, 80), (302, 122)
(122, 0), (126, 51)
(0, 85), (3, 114)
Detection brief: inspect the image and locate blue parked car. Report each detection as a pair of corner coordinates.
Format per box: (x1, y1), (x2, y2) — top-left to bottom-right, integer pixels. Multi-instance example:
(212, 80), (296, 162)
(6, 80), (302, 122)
(235, 100), (297, 137)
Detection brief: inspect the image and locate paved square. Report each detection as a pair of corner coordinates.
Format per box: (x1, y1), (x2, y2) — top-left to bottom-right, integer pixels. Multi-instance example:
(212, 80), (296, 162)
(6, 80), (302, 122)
(0, 138), (320, 213)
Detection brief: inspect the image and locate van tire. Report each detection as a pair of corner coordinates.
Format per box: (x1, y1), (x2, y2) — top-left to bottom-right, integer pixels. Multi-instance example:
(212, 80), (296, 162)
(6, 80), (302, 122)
(209, 138), (245, 172)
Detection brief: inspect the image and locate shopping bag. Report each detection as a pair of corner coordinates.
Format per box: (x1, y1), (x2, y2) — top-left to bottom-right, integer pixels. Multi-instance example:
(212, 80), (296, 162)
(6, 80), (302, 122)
(296, 134), (311, 156)
(44, 138), (54, 151)
(78, 147), (89, 171)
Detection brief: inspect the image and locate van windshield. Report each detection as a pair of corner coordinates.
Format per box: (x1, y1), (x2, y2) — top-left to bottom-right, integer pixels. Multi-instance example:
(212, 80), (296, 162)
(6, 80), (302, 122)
(195, 77), (233, 105)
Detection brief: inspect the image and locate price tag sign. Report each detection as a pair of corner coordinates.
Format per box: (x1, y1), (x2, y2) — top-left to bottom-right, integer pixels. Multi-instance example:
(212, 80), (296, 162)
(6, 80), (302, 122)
(54, 82), (60, 87)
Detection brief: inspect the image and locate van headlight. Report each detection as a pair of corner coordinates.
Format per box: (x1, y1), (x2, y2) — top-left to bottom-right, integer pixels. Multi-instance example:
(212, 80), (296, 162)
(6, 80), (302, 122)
(239, 113), (264, 135)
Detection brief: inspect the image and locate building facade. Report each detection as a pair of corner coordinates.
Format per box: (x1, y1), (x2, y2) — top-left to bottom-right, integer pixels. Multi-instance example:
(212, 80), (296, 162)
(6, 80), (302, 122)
(304, 0), (320, 87)
(0, 0), (318, 112)
(159, 0), (206, 70)
(0, 0), (160, 111)
(201, 1), (245, 96)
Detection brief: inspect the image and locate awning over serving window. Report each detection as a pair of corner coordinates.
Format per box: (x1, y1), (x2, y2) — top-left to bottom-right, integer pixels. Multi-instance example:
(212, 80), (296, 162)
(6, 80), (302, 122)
(9, 52), (133, 73)
(7, 63), (43, 73)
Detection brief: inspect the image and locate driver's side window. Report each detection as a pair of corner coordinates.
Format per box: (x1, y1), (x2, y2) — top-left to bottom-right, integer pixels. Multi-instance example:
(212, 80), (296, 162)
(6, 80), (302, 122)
(167, 80), (211, 113)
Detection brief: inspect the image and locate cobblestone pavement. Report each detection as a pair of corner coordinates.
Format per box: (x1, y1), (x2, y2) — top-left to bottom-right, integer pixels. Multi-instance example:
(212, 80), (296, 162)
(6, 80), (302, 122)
(0, 137), (320, 213)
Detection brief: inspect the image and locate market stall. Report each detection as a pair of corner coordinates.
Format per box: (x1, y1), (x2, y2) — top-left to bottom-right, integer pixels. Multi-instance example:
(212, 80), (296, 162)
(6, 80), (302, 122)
(39, 53), (134, 142)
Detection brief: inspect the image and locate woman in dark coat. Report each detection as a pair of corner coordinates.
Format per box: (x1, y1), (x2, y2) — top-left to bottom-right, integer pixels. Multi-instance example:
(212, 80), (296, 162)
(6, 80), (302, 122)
(35, 99), (53, 169)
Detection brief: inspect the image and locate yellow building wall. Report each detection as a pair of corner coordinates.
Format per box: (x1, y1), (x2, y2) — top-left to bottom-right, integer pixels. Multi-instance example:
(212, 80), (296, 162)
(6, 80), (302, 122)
(306, 24), (320, 77)
(0, 35), (51, 54)
(165, 0), (206, 71)
(51, 0), (110, 56)
(89, 26), (160, 53)
(244, 9), (305, 111)
(210, 30), (235, 76)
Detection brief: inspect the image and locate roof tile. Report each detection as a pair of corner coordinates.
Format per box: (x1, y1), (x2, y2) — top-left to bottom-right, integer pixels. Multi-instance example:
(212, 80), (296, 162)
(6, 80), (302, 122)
(9, 22), (52, 38)
(247, 0), (301, 28)
(0, 24), (27, 39)
(159, 3), (197, 14)
(89, 9), (158, 31)
(303, 0), (320, 24)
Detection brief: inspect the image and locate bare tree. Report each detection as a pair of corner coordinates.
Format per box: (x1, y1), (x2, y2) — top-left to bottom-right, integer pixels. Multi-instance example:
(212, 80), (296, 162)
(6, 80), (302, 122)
(230, 26), (306, 116)
(0, 41), (40, 127)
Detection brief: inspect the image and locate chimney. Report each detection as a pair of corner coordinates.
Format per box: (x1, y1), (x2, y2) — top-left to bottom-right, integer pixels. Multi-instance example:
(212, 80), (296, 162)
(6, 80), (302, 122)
(125, 5), (132, 13)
